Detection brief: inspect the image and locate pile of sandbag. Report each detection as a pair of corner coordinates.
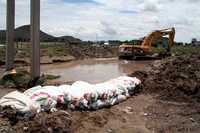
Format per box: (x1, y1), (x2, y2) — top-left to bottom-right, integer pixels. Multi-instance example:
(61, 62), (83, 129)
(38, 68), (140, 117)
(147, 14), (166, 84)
(0, 91), (41, 113)
(0, 76), (141, 112)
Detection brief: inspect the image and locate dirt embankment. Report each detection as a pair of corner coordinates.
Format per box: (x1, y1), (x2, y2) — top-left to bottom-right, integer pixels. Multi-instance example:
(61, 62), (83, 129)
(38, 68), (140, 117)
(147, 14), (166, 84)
(0, 44), (119, 66)
(64, 44), (118, 59)
(0, 53), (200, 133)
(131, 53), (200, 102)
(39, 44), (118, 64)
(130, 53), (200, 132)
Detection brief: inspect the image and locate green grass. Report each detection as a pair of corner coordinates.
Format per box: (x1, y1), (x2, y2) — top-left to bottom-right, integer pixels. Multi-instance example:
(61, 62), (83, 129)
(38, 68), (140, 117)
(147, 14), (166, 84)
(152, 45), (200, 56)
(171, 45), (200, 56)
(0, 42), (68, 61)
(42, 74), (60, 80)
(0, 69), (60, 87)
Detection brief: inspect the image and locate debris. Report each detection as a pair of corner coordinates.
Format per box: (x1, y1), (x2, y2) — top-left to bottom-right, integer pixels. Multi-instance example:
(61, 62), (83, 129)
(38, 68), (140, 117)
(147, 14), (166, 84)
(144, 113), (148, 116)
(50, 108), (58, 113)
(123, 106), (133, 114)
(107, 129), (114, 133)
(23, 126), (28, 131)
(190, 118), (195, 122)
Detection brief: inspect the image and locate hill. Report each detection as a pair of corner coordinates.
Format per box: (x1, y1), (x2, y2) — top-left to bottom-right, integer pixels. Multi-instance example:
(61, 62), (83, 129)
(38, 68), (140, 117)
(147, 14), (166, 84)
(14, 25), (55, 42)
(57, 36), (81, 44)
(0, 25), (81, 43)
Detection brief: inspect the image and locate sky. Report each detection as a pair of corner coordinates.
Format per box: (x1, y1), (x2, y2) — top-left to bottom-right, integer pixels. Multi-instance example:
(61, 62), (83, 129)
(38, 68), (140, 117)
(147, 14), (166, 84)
(0, 0), (200, 42)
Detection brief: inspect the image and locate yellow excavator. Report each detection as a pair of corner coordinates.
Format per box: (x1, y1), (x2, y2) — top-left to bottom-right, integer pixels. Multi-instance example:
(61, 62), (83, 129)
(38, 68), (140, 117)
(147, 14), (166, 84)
(118, 27), (175, 59)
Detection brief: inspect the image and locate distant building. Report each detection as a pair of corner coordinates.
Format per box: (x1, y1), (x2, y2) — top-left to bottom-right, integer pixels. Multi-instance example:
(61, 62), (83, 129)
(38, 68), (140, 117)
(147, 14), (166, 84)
(104, 42), (109, 45)
(191, 38), (200, 46)
(0, 44), (5, 48)
(108, 40), (122, 45)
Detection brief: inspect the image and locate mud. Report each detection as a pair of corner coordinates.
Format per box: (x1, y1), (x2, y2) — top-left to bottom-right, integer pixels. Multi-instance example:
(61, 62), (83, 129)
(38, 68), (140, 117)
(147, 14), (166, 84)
(131, 53), (200, 102)
(0, 86), (15, 98)
(145, 99), (200, 133)
(0, 44), (118, 66)
(0, 54), (200, 133)
(130, 53), (200, 132)
(0, 106), (72, 133)
(65, 44), (118, 59)
(69, 94), (154, 133)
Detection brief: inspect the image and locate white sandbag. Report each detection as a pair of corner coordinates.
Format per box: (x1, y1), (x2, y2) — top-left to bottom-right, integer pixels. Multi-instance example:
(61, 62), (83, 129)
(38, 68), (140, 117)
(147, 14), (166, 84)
(0, 76), (141, 112)
(95, 82), (117, 99)
(57, 85), (71, 95)
(29, 91), (57, 111)
(25, 85), (72, 110)
(108, 76), (141, 96)
(27, 76), (141, 110)
(0, 91), (40, 113)
(24, 85), (43, 96)
(69, 81), (98, 109)
(70, 81), (94, 100)
(16, 76), (142, 111)
(56, 85), (72, 104)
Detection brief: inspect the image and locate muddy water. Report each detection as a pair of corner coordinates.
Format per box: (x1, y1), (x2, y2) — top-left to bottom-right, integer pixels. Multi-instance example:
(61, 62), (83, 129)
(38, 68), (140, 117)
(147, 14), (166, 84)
(42, 58), (152, 84)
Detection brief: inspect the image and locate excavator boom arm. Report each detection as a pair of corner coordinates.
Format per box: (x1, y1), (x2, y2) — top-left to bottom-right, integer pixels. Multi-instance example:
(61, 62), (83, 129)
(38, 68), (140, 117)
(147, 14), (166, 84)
(141, 27), (175, 52)
(118, 27), (176, 59)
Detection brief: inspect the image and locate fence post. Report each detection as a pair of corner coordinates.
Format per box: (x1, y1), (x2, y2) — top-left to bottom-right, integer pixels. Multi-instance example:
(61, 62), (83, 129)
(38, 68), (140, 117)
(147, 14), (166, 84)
(6, 0), (15, 70)
(30, 0), (40, 79)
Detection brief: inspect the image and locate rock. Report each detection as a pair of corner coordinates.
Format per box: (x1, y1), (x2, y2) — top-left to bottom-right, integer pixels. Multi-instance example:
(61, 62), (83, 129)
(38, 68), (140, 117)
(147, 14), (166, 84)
(41, 56), (53, 64)
(144, 113), (148, 116)
(123, 106), (133, 114)
(52, 56), (75, 63)
(190, 118), (195, 122)
(23, 126), (28, 131)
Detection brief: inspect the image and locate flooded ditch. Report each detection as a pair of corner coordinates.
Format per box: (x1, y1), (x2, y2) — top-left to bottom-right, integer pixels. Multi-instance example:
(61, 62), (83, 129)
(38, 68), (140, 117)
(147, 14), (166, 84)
(42, 58), (153, 83)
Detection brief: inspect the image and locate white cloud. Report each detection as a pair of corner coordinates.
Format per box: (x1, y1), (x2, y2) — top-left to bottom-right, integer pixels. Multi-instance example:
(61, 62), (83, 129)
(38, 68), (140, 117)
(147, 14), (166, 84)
(0, 0), (200, 42)
(139, 0), (161, 12)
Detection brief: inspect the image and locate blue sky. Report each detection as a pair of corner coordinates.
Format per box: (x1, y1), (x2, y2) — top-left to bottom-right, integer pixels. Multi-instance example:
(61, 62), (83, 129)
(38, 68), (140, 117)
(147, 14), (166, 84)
(1, 0), (200, 42)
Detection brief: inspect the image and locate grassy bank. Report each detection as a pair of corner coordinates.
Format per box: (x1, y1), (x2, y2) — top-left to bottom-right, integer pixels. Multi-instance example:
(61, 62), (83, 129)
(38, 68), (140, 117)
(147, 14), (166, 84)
(0, 42), (118, 65)
(171, 45), (200, 56)
(152, 45), (200, 56)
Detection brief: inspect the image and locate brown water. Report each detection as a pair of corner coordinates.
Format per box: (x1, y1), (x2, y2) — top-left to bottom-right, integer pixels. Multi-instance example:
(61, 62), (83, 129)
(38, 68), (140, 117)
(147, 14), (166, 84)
(0, 58), (152, 97)
(42, 58), (152, 84)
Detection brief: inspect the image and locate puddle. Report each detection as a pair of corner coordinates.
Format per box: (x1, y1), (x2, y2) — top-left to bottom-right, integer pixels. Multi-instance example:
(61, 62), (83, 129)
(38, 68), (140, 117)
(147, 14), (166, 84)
(42, 58), (152, 84)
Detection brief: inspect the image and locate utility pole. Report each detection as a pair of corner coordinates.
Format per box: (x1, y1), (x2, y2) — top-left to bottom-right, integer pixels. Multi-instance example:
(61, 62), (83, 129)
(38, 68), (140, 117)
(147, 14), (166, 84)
(6, 0), (15, 70)
(31, 0), (40, 79)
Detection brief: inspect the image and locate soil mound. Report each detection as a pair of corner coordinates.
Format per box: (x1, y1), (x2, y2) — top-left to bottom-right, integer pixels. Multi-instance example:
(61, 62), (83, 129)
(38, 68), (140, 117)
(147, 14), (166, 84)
(131, 53), (200, 102)
(0, 106), (72, 133)
(65, 44), (118, 59)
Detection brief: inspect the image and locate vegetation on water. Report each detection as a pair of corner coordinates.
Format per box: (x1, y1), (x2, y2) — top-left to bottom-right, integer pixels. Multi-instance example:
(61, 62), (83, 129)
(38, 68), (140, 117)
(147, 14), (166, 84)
(0, 69), (60, 89)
